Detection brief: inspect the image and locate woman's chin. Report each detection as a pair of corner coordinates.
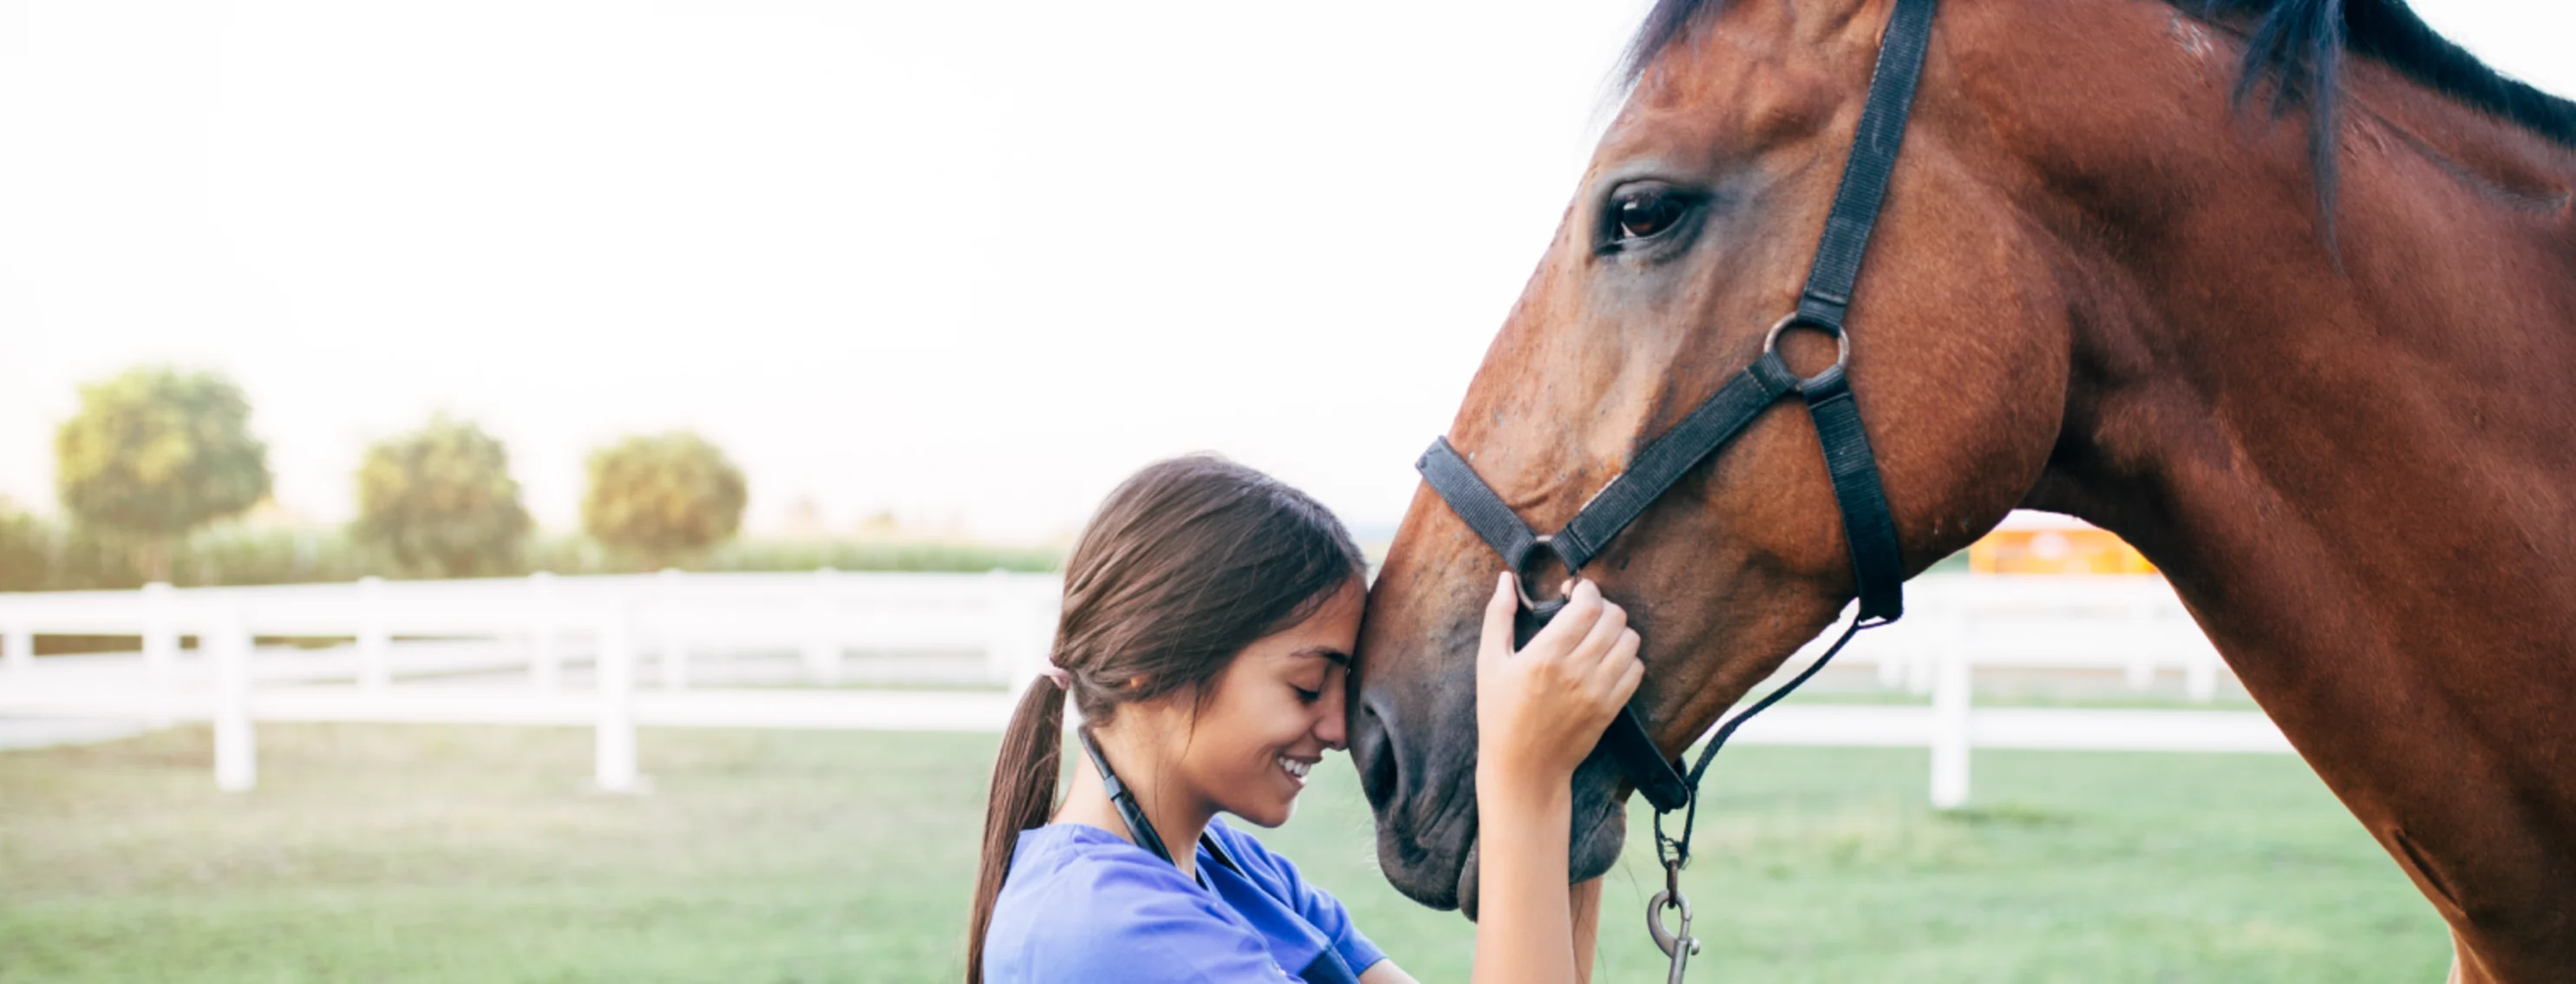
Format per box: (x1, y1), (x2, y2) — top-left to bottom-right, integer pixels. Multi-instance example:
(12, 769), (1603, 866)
(1236, 801), (1294, 828)
(1226, 790), (1299, 829)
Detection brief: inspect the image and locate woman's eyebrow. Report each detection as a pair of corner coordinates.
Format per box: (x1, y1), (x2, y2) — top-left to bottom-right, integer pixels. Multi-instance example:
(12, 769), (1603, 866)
(1294, 646), (1351, 668)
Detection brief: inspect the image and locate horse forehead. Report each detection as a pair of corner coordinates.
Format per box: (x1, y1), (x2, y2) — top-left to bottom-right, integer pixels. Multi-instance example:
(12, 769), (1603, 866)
(1601, 36), (1843, 172)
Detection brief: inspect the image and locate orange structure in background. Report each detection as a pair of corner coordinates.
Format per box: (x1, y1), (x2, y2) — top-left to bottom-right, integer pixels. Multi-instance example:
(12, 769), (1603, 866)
(1968, 510), (2155, 574)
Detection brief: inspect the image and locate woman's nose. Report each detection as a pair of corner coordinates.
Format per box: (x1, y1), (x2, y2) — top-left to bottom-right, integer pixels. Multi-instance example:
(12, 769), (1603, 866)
(1315, 688), (1348, 750)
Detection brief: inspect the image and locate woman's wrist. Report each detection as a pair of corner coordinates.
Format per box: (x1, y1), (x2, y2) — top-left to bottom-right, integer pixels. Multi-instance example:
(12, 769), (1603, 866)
(1475, 754), (1571, 816)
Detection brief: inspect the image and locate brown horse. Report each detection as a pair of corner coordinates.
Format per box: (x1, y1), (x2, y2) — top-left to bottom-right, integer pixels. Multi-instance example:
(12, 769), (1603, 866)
(1348, 0), (2576, 979)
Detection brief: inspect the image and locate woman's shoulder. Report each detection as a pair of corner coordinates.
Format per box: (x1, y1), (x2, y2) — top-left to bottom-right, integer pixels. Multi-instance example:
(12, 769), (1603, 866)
(985, 824), (1285, 983)
(1005, 823), (1205, 901)
(1200, 817), (1311, 891)
(994, 823), (1215, 916)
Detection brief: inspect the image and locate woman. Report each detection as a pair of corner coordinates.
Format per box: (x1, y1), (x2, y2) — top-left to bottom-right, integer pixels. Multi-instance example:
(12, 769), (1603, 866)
(967, 456), (1643, 983)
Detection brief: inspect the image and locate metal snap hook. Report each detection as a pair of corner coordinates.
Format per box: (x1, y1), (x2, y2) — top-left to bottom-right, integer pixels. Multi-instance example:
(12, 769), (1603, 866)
(1648, 889), (1701, 982)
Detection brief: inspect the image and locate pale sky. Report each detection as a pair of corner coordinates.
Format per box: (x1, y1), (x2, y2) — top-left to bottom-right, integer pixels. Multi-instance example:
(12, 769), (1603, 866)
(3, 0), (2568, 541)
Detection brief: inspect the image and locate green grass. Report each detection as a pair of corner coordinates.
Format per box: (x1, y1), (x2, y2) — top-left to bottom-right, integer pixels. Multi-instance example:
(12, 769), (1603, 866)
(0, 724), (2448, 982)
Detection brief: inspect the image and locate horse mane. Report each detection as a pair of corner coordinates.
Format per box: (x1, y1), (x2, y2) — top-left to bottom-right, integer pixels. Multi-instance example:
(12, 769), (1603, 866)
(1620, 0), (2576, 226)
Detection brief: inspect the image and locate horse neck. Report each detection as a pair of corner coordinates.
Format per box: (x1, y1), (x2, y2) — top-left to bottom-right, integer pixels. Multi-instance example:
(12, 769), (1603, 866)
(1995, 8), (2576, 974)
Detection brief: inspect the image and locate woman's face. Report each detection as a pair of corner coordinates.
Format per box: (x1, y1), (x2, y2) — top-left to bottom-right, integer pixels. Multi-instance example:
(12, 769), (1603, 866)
(1151, 579), (1363, 829)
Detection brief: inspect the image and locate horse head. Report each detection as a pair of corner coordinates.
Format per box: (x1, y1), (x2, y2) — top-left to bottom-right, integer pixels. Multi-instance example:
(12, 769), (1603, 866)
(1350, 0), (2077, 912)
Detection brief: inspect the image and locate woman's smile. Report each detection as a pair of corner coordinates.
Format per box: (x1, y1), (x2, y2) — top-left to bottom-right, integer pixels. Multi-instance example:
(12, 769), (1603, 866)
(1277, 755), (1315, 786)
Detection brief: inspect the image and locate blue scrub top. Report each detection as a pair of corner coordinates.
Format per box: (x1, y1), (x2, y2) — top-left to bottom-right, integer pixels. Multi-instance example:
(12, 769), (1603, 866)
(983, 817), (1388, 983)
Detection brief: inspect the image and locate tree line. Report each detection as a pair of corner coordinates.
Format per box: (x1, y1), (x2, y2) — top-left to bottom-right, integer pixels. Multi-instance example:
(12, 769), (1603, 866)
(3, 366), (1055, 591)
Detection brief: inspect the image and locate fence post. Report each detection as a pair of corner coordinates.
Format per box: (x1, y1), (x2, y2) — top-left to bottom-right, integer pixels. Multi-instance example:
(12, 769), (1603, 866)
(655, 568), (687, 692)
(528, 572), (559, 692)
(212, 612), (257, 792)
(595, 606), (641, 792)
(2, 618), (29, 677)
(356, 576), (390, 691)
(1928, 632), (1971, 810)
(802, 567), (840, 686)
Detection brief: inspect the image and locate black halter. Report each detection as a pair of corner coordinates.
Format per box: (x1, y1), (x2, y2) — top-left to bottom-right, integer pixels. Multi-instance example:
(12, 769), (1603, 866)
(1414, 0), (1935, 967)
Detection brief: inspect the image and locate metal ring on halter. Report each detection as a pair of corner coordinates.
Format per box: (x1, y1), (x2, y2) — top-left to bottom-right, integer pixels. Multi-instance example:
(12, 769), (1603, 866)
(1513, 535), (1571, 615)
(1762, 312), (1852, 382)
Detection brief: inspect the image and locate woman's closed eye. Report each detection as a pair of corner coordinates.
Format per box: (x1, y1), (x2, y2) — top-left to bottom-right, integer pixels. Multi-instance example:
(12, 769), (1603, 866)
(1291, 666), (1340, 705)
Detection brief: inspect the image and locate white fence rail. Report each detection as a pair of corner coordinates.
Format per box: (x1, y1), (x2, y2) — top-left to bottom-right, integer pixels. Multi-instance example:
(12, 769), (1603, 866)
(0, 572), (2280, 807)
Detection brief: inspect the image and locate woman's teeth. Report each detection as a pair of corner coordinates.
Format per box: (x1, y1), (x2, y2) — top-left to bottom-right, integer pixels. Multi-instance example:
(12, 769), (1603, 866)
(1277, 757), (1311, 784)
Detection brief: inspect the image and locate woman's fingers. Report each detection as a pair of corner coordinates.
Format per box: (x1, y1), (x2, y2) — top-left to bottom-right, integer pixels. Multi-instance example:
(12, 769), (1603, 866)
(1571, 595), (1628, 669)
(1605, 629), (1644, 703)
(1490, 574), (1639, 694)
(1474, 574), (1652, 784)
(1522, 579), (1605, 658)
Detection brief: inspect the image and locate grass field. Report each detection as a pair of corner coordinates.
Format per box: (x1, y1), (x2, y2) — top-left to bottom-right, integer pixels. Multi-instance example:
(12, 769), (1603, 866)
(0, 723), (2449, 982)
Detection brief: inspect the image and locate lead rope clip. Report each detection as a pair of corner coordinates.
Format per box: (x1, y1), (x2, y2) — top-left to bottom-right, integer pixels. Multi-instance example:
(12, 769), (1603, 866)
(1647, 858), (1700, 984)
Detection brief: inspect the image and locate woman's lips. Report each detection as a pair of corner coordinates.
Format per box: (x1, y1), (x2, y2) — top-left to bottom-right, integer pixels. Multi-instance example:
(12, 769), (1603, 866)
(1277, 755), (1315, 786)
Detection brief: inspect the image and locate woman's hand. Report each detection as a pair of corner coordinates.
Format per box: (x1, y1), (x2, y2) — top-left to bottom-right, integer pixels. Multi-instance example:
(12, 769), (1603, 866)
(1474, 574), (1645, 789)
(1465, 573), (1641, 984)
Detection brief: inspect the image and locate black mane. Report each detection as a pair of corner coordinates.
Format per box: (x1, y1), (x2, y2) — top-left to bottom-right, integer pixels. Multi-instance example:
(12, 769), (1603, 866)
(1621, 0), (2576, 225)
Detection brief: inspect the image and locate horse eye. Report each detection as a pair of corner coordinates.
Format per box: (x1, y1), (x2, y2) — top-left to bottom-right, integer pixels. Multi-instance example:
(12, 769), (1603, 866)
(1613, 188), (1684, 240)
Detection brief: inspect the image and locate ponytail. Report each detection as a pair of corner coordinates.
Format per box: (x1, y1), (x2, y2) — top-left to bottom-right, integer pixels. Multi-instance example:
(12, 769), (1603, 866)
(964, 676), (1068, 984)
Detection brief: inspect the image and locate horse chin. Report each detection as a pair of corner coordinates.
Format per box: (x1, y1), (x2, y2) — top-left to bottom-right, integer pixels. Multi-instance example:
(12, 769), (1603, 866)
(1455, 793), (1629, 922)
(1376, 830), (1468, 911)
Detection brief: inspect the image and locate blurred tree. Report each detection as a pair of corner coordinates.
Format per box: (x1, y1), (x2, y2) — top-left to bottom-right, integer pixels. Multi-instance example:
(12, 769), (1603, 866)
(581, 431), (747, 570)
(55, 367), (271, 582)
(0, 498), (49, 592)
(352, 415), (533, 578)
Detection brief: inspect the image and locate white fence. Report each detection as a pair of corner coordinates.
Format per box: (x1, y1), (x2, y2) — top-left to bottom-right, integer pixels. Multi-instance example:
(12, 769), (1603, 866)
(0, 571), (2283, 807)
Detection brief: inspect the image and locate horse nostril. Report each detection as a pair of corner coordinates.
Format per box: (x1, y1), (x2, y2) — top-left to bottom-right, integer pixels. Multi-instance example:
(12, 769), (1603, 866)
(1353, 693), (1401, 810)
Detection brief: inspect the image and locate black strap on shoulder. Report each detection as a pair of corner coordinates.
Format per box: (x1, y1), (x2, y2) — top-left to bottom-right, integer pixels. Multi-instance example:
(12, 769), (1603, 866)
(1193, 825), (1245, 878)
(1079, 727), (1180, 867)
(1079, 727), (1245, 880)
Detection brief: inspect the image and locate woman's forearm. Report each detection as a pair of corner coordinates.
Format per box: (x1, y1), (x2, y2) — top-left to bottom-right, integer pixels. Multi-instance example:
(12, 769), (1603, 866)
(1468, 773), (1577, 984)
(1464, 575), (1638, 983)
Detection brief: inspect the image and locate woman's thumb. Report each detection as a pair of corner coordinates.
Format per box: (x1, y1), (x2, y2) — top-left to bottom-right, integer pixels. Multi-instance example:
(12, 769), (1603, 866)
(1480, 571), (1517, 665)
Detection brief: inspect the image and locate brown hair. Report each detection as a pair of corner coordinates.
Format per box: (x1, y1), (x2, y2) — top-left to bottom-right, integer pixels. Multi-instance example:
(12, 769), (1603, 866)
(964, 455), (1365, 982)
